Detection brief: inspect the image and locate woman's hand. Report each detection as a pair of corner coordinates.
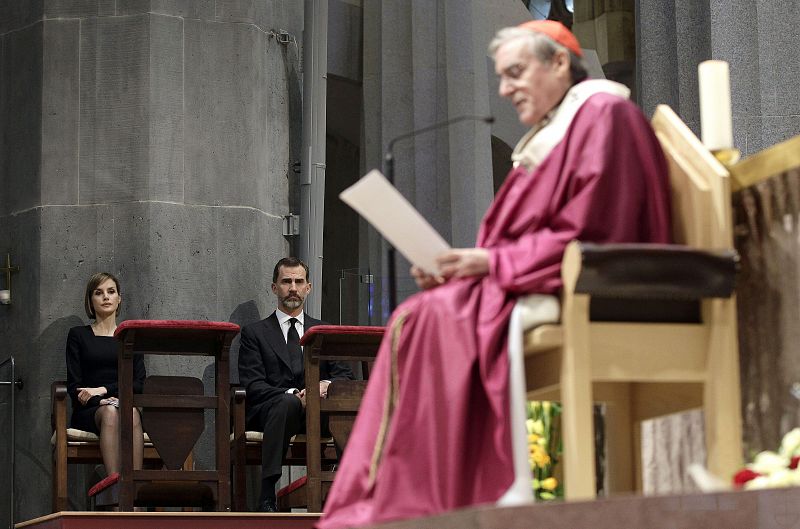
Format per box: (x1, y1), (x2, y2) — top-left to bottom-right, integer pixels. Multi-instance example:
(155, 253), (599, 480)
(99, 397), (119, 407)
(411, 266), (445, 291)
(77, 386), (107, 405)
(436, 248), (490, 280)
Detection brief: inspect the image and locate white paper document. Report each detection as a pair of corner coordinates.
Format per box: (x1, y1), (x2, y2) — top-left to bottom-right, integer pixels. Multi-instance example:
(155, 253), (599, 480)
(339, 170), (451, 274)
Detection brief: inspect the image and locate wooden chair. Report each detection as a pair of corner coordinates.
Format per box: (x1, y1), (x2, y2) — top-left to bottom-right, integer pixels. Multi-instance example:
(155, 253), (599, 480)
(115, 320), (239, 511)
(50, 380), (186, 511)
(519, 104), (742, 499)
(229, 387), (340, 512)
(230, 325), (383, 513)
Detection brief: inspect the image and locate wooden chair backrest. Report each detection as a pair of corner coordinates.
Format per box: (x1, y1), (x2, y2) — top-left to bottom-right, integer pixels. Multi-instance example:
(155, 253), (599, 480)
(651, 105), (733, 250)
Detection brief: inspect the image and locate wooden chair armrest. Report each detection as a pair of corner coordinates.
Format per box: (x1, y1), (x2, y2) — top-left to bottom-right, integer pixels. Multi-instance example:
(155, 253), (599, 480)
(573, 242), (738, 300)
(230, 386), (246, 441)
(51, 381), (68, 434)
(561, 240), (740, 324)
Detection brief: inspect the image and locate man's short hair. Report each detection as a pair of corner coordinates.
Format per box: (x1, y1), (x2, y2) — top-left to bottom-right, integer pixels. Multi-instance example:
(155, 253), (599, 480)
(272, 257), (310, 283)
(488, 26), (588, 85)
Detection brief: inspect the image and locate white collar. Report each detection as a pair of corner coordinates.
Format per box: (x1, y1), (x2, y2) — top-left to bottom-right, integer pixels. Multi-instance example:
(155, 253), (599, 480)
(276, 308), (304, 327)
(511, 79), (631, 171)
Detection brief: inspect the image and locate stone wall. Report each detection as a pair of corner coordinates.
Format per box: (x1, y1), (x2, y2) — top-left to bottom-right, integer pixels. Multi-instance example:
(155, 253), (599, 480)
(637, 0), (800, 157)
(0, 0), (302, 521)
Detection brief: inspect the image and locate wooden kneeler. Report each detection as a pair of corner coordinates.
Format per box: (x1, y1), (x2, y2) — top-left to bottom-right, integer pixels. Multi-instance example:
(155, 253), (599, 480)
(115, 320), (239, 511)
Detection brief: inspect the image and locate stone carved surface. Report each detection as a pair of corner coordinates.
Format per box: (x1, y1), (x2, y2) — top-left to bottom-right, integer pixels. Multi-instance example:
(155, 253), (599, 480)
(734, 169), (800, 456)
(641, 408), (705, 495)
(0, 1), (300, 520)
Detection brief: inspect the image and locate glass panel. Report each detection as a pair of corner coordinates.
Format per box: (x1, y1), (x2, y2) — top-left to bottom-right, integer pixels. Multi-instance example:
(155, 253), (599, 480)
(337, 268), (382, 326)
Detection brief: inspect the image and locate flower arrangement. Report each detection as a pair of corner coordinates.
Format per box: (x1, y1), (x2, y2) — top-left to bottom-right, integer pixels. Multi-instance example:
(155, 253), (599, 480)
(526, 400), (563, 500)
(733, 428), (800, 489)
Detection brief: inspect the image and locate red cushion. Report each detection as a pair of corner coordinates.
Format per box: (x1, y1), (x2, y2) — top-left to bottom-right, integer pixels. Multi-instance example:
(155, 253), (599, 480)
(88, 472), (120, 497)
(115, 320), (241, 337)
(300, 325), (385, 345)
(277, 475), (308, 497)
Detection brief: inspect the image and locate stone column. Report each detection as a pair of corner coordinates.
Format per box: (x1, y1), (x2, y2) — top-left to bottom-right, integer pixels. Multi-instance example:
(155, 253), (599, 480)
(574, 0), (637, 93)
(361, 0), (529, 315)
(0, 0), (301, 519)
(637, 0), (800, 157)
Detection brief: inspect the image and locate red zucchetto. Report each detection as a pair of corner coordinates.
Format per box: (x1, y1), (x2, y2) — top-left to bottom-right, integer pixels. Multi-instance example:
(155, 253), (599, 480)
(518, 19), (583, 57)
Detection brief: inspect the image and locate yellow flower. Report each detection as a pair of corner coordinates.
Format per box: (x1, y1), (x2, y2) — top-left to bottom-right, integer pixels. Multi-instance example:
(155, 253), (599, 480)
(540, 477), (558, 491)
(528, 433), (540, 443)
(530, 445), (551, 467)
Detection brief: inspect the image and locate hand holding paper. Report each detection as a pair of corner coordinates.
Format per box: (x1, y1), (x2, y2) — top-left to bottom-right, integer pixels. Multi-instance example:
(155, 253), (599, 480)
(436, 248), (490, 279)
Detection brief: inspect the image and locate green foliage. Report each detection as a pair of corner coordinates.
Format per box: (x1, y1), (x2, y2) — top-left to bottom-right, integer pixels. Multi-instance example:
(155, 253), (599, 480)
(526, 400), (563, 500)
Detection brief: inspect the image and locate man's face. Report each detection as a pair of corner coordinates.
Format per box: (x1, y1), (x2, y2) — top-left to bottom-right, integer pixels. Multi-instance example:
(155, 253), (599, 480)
(272, 265), (311, 315)
(494, 39), (571, 126)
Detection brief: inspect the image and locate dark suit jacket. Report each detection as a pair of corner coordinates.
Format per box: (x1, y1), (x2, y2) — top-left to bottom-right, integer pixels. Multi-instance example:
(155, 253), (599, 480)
(238, 311), (354, 423)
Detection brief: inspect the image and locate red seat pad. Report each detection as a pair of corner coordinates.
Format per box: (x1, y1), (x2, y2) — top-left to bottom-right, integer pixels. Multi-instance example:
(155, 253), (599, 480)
(300, 325), (385, 345)
(115, 320), (241, 335)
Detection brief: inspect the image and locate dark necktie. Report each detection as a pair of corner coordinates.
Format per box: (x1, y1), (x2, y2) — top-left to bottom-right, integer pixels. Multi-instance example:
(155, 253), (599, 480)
(287, 317), (303, 379)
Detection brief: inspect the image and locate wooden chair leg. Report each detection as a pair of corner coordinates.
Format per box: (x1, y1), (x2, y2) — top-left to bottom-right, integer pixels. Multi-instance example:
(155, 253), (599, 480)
(52, 382), (69, 512)
(703, 299), (743, 481)
(182, 452), (195, 512)
(52, 451), (69, 512)
(54, 452), (69, 511)
(231, 446), (247, 511)
(231, 388), (247, 512)
(561, 292), (596, 500)
(594, 382), (634, 494)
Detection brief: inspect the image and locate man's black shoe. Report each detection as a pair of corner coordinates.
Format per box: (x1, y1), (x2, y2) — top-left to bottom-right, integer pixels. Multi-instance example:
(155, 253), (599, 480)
(258, 499), (279, 512)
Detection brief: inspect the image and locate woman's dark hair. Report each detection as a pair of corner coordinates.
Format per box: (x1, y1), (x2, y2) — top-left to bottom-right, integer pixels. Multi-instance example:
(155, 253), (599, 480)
(84, 272), (121, 319)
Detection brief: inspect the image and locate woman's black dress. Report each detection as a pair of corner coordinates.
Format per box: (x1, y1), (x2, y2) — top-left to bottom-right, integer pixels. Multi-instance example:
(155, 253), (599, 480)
(65, 325), (146, 434)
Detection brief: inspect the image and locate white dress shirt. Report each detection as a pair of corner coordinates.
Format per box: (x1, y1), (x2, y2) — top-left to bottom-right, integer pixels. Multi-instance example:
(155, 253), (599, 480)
(275, 308), (305, 342)
(275, 308), (305, 394)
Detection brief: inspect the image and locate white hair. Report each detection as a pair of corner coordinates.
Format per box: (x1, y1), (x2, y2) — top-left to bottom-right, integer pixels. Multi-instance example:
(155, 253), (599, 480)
(488, 26), (588, 82)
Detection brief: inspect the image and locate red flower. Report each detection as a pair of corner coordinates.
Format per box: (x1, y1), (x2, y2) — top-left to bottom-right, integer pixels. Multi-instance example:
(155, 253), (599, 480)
(790, 456), (800, 469)
(733, 468), (762, 488)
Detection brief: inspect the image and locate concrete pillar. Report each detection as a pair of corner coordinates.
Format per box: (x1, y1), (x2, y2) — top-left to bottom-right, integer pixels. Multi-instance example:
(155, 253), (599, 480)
(637, 0), (800, 157)
(0, 0), (301, 519)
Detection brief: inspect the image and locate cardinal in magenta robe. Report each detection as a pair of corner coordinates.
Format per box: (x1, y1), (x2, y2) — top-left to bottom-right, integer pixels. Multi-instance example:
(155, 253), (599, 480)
(318, 20), (671, 528)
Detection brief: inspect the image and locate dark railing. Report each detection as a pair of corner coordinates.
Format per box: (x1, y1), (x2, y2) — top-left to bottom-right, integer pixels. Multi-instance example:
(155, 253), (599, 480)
(0, 356), (22, 529)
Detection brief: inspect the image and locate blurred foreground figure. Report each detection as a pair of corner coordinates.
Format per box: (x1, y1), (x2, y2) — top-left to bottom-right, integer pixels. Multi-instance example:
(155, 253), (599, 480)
(319, 20), (671, 528)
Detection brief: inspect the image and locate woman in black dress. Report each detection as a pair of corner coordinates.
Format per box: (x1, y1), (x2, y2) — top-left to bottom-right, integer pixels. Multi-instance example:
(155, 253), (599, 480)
(66, 272), (146, 477)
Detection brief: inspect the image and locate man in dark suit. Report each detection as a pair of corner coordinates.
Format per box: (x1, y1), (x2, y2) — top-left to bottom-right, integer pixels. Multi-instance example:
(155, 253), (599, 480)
(238, 257), (354, 512)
